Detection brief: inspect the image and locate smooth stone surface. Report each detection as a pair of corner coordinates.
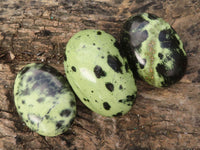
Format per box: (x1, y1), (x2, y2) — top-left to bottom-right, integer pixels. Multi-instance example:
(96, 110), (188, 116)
(120, 13), (187, 87)
(64, 29), (137, 117)
(14, 63), (76, 137)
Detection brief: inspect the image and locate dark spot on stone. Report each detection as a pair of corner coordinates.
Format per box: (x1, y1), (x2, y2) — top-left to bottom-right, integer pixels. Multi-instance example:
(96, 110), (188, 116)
(56, 120), (64, 129)
(103, 102), (111, 110)
(156, 50), (187, 87)
(156, 63), (167, 76)
(95, 100), (98, 103)
(139, 59), (146, 69)
(97, 31), (102, 35)
(69, 118), (75, 126)
(107, 55), (123, 73)
(148, 13), (158, 20)
(71, 66), (76, 72)
(19, 112), (23, 116)
(127, 95), (135, 102)
(105, 82), (114, 92)
(119, 85), (123, 90)
(22, 100), (25, 104)
(37, 98), (45, 103)
(114, 41), (120, 50)
(91, 90), (94, 93)
(34, 72), (46, 81)
(18, 106), (20, 109)
(64, 54), (67, 61)
(158, 53), (163, 59)
(20, 67), (30, 76)
(60, 109), (71, 117)
(159, 29), (180, 50)
(93, 43), (96, 46)
(27, 77), (32, 82)
(118, 99), (123, 103)
(97, 47), (101, 50)
(94, 65), (106, 78)
(101, 56), (104, 59)
(45, 115), (50, 119)
(125, 62), (129, 72)
(70, 101), (75, 107)
(21, 88), (30, 96)
(83, 98), (90, 102)
(113, 112), (122, 117)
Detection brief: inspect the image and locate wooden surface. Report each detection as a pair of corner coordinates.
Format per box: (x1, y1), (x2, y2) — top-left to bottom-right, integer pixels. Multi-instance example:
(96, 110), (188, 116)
(0, 0), (200, 149)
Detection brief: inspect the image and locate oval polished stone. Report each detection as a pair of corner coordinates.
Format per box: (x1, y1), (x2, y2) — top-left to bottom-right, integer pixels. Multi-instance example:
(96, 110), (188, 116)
(120, 13), (187, 87)
(14, 63), (76, 137)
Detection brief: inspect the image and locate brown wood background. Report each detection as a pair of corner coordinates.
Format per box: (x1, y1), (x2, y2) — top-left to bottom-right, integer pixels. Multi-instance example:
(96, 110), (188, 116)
(0, 0), (200, 149)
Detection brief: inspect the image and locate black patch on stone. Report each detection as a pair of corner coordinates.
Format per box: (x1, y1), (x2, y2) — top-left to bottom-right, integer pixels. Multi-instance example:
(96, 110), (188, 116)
(107, 55), (123, 73)
(97, 47), (101, 50)
(71, 66), (76, 72)
(148, 13), (158, 20)
(105, 82), (114, 92)
(97, 31), (102, 35)
(119, 85), (123, 90)
(27, 77), (32, 82)
(45, 115), (50, 119)
(91, 90), (94, 93)
(159, 29), (180, 50)
(37, 98), (45, 103)
(69, 118), (75, 126)
(158, 53), (163, 59)
(114, 41), (120, 50)
(156, 50), (187, 87)
(113, 112), (122, 117)
(83, 98), (90, 102)
(22, 100), (25, 104)
(118, 99), (123, 103)
(93, 43), (96, 46)
(127, 95), (135, 102)
(21, 88), (30, 96)
(60, 109), (71, 117)
(103, 102), (111, 110)
(56, 120), (64, 129)
(139, 59), (146, 69)
(70, 101), (75, 107)
(64, 54), (67, 61)
(39, 64), (62, 78)
(94, 65), (106, 78)
(125, 62), (129, 72)
(20, 67), (30, 76)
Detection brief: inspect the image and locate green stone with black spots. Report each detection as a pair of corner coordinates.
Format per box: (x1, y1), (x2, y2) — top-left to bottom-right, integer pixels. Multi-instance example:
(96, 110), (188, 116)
(14, 63), (76, 137)
(120, 13), (187, 87)
(64, 29), (137, 117)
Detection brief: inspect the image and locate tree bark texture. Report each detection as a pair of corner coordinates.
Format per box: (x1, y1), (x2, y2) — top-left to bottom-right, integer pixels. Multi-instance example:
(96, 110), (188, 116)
(0, 0), (200, 149)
